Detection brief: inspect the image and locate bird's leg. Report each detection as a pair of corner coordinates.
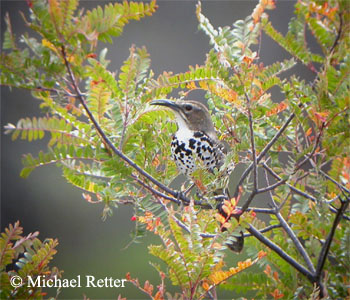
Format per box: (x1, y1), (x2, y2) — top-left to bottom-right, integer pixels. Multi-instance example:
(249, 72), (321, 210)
(184, 183), (195, 196)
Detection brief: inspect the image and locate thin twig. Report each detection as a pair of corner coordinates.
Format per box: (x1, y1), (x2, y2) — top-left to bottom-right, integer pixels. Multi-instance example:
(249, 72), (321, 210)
(330, 12), (343, 54)
(245, 90), (258, 192)
(294, 123), (324, 172)
(262, 162), (316, 202)
(233, 112), (295, 198)
(237, 207), (275, 214)
(256, 179), (287, 194)
(130, 174), (180, 205)
(319, 169), (350, 194)
(243, 224), (281, 238)
(263, 162), (350, 220)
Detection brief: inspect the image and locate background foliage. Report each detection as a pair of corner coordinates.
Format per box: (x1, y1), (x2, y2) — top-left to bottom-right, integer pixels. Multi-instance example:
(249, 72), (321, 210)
(1, 0), (349, 299)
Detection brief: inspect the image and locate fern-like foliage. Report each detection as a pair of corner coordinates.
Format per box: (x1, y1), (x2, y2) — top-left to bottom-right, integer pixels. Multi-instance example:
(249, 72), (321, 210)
(139, 203), (263, 299)
(0, 222), (60, 300)
(1, 0), (350, 299)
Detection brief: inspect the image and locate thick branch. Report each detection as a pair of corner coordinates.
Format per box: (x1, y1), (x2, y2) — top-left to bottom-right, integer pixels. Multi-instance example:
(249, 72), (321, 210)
(264, 168), (316, 273)
(60, 46), (195, 206)
(248, 224), (315, 282)
(315, 197), (350, 279)
(275, 209), (316, 273)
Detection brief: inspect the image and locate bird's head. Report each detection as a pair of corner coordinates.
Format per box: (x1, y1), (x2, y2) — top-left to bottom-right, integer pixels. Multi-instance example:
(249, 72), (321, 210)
(150, 99), (216, 137)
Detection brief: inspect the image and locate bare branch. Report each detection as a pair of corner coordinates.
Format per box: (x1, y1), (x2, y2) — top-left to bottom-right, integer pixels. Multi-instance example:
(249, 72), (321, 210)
(263, 162), (350, 220)
(238, 207), (275, 214)
(294, 123), (324, 172)
(318, 168), (350, 195)
(248, 224), (315, 282)
(264, 168), (316, 273)
(233, 112), (295, 198)
(330, 12), (343, 54)
(315, 197), (350, 279)
(243, 224), (281, 238)
(256, 179), (287, 194)
(262, 162), (317, 202)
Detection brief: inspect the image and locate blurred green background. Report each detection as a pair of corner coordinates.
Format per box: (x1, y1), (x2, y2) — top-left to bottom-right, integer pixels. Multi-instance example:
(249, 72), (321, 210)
(1, 1), (306, 299)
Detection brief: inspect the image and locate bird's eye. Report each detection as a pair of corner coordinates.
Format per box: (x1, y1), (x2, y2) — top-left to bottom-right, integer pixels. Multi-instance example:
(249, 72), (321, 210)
(184, 104), (193, 111)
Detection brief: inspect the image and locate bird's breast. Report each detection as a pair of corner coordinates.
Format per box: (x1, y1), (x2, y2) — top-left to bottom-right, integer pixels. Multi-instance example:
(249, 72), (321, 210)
(171, 130), (224, 176)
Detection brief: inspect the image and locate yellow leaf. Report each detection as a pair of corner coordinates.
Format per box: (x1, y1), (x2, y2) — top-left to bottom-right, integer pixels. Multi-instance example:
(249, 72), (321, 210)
(42, 39), (57, 53)
(215, 213), (226, 224)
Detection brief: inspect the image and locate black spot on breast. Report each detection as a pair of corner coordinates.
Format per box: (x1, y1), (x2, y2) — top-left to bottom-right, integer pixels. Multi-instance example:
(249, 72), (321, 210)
(189, 138), (196, 150)
(194, 131), (204, 138)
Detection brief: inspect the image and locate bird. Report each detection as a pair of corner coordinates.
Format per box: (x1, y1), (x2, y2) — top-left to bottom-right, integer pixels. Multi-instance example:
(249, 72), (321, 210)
(150, 99), (244, 252)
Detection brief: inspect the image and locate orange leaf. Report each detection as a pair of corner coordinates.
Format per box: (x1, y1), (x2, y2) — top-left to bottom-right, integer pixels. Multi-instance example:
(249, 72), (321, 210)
(271, 289), (284, 300)
(314, 111), (329, 123)
(154, 291), (164, 300)
(258, 250), (267, 259)
(202, 281), (210, 291)
(143, 280), (153, 295)
(194, 179), (207, 193)
(305, 128), (312, 137)
(264, 264), (271, 276)
(221, 204), (231, 216)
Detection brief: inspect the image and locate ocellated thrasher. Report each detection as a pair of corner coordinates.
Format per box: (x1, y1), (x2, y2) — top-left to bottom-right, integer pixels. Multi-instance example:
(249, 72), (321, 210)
(150, 99), (244, 252)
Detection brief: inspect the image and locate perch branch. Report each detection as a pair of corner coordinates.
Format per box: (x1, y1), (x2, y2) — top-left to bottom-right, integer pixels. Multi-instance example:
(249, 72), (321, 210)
(60, 46), (196, 206)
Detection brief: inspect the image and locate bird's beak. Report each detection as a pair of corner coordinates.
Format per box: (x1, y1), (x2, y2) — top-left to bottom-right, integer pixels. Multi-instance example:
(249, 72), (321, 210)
(150, 99), (181, 112)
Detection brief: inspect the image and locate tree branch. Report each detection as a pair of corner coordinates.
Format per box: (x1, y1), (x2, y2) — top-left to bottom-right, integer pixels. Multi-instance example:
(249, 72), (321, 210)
(264, 168), (316, 273)
(246, 93), (258, 192)
(315, 196), (350, 280)
(248, 224), (315, 282)
(233, 112), (295, 198)
(60, 46), (196, 207)
(262, 162), (350, 220)
(294, 123), (324, 172)
(243, 224), (281, 238)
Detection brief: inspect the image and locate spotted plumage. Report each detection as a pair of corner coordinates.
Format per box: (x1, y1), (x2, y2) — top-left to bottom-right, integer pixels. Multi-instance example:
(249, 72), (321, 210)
(170, 130), (225, 176)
